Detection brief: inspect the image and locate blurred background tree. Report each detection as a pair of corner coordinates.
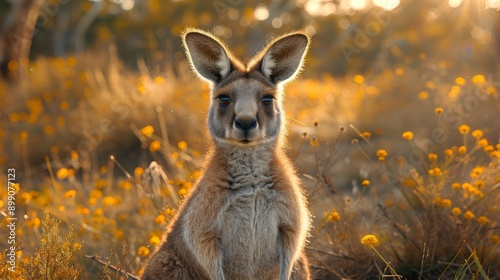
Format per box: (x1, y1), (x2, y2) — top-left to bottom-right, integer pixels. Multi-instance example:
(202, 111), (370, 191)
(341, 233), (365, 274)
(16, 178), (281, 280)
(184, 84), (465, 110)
(1, 0), (499, 78)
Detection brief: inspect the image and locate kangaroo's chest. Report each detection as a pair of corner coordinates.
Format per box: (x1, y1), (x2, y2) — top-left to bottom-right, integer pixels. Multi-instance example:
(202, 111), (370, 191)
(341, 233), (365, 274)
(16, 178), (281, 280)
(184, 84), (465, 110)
(220, 183), (281, 278)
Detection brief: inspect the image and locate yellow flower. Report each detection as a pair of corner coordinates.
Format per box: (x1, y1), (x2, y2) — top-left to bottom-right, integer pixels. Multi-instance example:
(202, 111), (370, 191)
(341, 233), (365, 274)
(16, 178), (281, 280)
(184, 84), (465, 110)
(455, 77), (466, 85)
(491, 235), (500, 244)
(353, 74), (364, 84)
(102, 196), (115, 206)
(443, 150), (453, 158)
(149, 140), (161, 152)
(178, 141), (188, 151)
(178, 188), (188, 196)
(463, 211), (475, 220)
(402, 131), (414, 140)
(472, 74), (485, 84)
(26, 217), (41, 228)
(361, 132), (371, 139)
(435, 107), (444, 114)
(427, 153), (438, 161)
(154, 214), (167, 224)
(360, 234), (379, 246)
(138, 246), (150, 257)
(458, 124), (470, 135)
(165, 208), (175, 216)
(418, 91), (429, 100)
(457, 145), (467, 155)
(474, 180), (485, 189)
(149, 235), (161, 245)
(361, 180), (370, 187)
(451, 207), (461, 216)
(477, 216), (489, 225)
(441, 199), (452, 207)
(134, 167), (144, 176)
(310, 138), (319, 147)
(487, 86), (497, 95)
(141, 125), (155, 137)
(56, 168), (69, 179)
(451, 182), (461, 190)
(428, 167), (442, 177)
(476, 139), (488, 149)
(471, 130), (483, 139)
(326, 211), (340, 222)
(65, 190), (76, 199)
(376, 149), (387, 158)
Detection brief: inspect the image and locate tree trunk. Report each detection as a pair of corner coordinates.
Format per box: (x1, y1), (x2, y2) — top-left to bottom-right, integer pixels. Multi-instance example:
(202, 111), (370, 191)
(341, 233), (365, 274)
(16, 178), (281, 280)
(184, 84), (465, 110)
(0, 0), (41, 79)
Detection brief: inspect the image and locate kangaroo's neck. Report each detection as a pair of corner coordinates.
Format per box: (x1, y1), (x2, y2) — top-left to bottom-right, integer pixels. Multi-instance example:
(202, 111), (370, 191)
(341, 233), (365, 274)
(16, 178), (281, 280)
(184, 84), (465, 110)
(211, 143), (279, 189)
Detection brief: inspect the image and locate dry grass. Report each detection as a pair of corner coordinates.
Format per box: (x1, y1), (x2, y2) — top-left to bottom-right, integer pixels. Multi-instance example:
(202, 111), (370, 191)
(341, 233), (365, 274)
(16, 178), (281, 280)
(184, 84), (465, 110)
(0, 46), (499, 279)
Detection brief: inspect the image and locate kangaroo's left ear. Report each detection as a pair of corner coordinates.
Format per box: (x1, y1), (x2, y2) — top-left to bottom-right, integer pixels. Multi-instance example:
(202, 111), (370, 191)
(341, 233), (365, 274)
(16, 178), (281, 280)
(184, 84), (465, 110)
(259, 32), (310, 85)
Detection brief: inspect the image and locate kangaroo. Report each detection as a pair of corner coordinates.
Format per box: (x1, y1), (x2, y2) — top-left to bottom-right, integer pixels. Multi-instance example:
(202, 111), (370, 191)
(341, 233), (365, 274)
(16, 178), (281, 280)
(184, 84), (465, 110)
(141, 28), (311, 280)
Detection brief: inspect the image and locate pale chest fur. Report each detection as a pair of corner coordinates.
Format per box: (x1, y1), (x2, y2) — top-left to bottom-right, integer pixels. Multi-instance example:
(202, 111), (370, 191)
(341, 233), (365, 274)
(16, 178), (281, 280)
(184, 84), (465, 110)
(219, 147), (283, 278)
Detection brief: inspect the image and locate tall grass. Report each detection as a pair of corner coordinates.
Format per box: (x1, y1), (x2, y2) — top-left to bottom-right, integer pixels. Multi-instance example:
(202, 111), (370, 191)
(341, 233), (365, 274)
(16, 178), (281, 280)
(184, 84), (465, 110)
(0, 47), (499, 279)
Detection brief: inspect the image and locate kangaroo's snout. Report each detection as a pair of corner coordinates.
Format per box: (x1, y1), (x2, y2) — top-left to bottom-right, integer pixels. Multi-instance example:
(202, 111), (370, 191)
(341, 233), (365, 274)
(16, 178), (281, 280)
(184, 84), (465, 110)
(235, 117), (257, 132)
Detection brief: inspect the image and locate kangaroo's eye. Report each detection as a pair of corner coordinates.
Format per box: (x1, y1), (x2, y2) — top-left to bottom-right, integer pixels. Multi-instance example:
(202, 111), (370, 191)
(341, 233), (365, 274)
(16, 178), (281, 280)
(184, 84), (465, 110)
(217, 95), (231, 107)
(262, 95), (274, 105)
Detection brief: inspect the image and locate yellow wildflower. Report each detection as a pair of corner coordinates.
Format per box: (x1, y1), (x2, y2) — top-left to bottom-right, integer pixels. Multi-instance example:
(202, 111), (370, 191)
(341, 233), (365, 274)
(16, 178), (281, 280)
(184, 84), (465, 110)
(458, 124), (470, 135)
(102, 196), (115, 206)
(427, 153), (437, 161)
(178, 188), (188, 196)
(455, 77), (466, 85)
(326, 211), (340, 222)
(138, 246), (150, 257)
(361, 180), (370, 187)
(474, 180), (485, 189)
(141, 125), (154, 137)
(463, 211), (475, 220)
(478, 138), (488, 147)
(361, 132), (371, 139)
(154, 214), (167, 224)
(26, 217), (41, 228)
(444, 149), (454, 156)
(360, 234), (379, 246)
(150, 236), (161, 245)
(441, 199), (452, 207)
(310, 138), (318, 147)
(435, 107), (444, 114)
(457, 146), (467, 155)
(149, 140), (161, 152)
(64, 190), (76, 199)
(451, 182), (461, 190)
(418, 91), (428, 100)
(428, 167), (442, 177)
(451, 207), (461, 216)
(471, 74), (485, 84)
(178, 141), (188, 151)
(477, 216), (489, 225)
(134, 167), (144, 176)
(376, 149), (387, 162)
(402, 131), (414, 140)
(353, 74), (364, 84)
(471, 130), (483, 139)
(491, 235), (500, 244)
(56, 168), (69, 179)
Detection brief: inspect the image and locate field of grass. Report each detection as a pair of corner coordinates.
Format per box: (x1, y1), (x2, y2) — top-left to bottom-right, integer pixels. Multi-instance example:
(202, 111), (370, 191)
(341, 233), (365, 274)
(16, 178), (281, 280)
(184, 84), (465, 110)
(0, 39), (499, 279)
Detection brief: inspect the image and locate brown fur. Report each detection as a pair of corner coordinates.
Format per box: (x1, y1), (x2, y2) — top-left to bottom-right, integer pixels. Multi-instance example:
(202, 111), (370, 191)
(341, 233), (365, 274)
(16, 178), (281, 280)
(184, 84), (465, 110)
(142, 29), (311, 280)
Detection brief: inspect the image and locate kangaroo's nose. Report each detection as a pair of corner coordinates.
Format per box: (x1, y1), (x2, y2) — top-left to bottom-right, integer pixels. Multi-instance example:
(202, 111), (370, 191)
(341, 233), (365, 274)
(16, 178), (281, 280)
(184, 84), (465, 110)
(235, 117), (257, 131)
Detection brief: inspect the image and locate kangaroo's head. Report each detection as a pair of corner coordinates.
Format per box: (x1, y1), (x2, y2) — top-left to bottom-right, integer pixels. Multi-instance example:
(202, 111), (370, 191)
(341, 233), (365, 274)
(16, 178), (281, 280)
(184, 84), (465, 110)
(182, 29), (309, 147)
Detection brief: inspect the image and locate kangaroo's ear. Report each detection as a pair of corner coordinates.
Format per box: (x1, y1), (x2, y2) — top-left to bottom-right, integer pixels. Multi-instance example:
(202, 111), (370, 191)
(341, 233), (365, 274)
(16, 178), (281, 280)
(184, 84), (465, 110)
(259, 33), (310, 85)
(182, 30), (231, 84)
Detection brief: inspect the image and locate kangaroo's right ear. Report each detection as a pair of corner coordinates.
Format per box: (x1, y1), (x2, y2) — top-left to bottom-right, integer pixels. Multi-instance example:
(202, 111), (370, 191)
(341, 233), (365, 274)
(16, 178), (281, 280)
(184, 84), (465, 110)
(182, 29), (232, 84)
